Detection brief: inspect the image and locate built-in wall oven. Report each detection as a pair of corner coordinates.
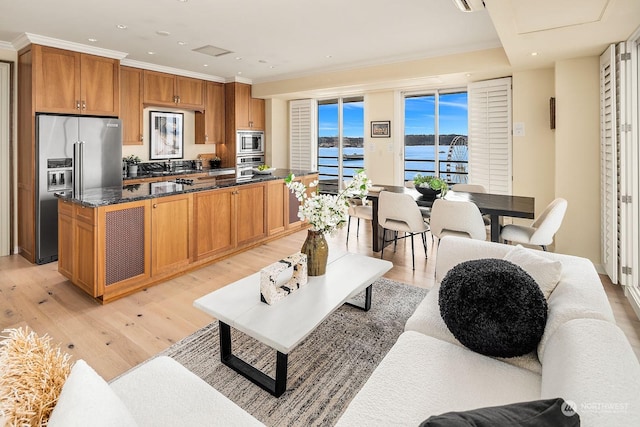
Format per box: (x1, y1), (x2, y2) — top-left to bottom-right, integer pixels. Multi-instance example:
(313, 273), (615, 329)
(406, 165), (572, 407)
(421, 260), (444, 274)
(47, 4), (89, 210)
(237, 131), (264, 155)
(236, 154), (265, 180)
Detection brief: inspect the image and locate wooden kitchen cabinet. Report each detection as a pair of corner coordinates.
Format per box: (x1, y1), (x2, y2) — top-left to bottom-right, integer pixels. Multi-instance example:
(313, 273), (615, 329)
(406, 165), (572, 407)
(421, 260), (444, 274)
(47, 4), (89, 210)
(236, 183), (267, 246)
(151, 193), (193, 276)
(120, 66), (144, 145)
(194, 81), (225, 144)
(33, 45), (119, 116)
(267, 179), (287, 236)
(194, 187), (236, 259)
(143, 70), (204, 110)
(225, 82), (265, 133)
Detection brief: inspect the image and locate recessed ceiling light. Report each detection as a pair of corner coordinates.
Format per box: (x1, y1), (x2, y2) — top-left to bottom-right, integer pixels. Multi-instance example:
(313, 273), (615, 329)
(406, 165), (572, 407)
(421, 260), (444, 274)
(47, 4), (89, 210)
(177, 41), (187, 46)
(156, 30), (171, 36)
(235, 57), (242, 61)
(531, 52), (539, 56)
(203, 64), (208, 67)
(237, 71), (242, 75)
(147, 51), (156, 55)
(465, 73), (472, 77)
(325, 55), (333, 59)
(116, 24), (128, 30)
(177, 0), (188, 2)
(270, 65), (275, 69)
(88, 38), (98, 42)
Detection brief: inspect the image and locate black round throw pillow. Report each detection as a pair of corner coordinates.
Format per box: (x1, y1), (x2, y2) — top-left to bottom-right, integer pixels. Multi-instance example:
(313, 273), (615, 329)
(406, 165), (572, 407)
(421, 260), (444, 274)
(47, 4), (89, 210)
(439, 258), (548, 358)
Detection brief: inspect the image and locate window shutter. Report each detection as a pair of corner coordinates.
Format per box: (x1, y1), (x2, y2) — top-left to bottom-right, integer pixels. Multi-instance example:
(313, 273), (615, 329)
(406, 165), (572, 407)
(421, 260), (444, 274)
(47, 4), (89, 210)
(600, 44), (619, 284)
(467, 77), (512, 195)
(289, 99), (317, 171)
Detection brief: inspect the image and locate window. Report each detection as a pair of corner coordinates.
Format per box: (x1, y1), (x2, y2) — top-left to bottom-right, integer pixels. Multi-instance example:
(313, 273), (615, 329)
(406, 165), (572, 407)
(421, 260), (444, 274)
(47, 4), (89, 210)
(403, 91), (468, 184)
(317, 97), (364, 183)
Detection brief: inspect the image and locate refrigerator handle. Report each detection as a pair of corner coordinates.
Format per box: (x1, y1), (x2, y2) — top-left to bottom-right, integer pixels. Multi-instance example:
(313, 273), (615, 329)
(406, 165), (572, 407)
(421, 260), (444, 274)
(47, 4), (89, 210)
(73, 141), (84, 196)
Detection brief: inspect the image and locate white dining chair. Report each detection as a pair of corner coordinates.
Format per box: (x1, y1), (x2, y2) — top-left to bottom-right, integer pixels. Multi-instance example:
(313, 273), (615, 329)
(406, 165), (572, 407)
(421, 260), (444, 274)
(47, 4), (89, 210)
(346, 199), (373, 243)
(378, 191), (430, 270)
(429, 199), (487, 242)
(451, 183), (487, 193)
(451, 183), (491, 226)
(500, 198), (568, 251)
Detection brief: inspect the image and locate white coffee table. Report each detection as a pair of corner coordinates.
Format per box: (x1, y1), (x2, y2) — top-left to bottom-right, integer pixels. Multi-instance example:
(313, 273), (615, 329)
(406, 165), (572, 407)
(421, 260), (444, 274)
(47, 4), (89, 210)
(193, 250), (392, 397)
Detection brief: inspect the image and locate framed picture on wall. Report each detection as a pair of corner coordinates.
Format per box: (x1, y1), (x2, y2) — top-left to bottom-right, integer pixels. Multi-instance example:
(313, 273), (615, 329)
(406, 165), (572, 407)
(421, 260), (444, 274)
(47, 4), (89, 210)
(371, 120), (391, 138)
(150, 111), (184, 160)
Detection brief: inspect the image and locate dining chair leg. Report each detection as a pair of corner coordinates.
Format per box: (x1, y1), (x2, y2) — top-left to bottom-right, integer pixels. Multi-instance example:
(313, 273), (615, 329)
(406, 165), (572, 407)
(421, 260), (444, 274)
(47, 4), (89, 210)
(421, 232), (428, 257)
(357, 218), (361, 238)
(380, 227), (386, 259)
(541, 245), (547, 251)
(410, 232), (415, 270)
(393, 231), (398, 252)
(347, 217), (352, 244)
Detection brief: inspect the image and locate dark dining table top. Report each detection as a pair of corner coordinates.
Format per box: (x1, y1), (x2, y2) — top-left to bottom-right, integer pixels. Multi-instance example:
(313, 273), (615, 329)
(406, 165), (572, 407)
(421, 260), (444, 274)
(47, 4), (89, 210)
(319, 183), (535, 220)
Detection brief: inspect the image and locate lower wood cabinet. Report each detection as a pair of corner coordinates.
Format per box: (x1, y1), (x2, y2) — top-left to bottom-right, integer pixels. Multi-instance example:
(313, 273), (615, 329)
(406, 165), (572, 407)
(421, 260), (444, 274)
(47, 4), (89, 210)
(150, 193), (193, 276)
(59, 175), (316, 303)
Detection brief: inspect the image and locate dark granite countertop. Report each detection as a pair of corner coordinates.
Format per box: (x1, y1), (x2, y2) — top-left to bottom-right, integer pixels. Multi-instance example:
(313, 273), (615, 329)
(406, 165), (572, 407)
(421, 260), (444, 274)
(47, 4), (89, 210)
(56, 169), (317, 207)
(122, 166), (236, 181)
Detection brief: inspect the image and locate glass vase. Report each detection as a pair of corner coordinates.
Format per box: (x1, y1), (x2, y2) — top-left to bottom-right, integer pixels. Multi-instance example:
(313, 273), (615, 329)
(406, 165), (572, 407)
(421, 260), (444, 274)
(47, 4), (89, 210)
(301, 230), (328, 276)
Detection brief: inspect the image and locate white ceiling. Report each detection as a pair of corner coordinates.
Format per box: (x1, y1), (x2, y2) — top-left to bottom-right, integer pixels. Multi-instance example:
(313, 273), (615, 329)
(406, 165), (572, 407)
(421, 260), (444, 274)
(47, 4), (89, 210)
(1, 0), (638, 85)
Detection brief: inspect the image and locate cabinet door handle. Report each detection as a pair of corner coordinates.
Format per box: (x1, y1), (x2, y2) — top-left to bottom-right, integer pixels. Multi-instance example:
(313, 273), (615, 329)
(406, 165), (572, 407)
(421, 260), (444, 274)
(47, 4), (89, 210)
(153, 204), (158, 208)
(76, 100), (81, 110)
(177, 95), (181, 104)
(139, 134), (143, 142)
(81, 100), (86, 110)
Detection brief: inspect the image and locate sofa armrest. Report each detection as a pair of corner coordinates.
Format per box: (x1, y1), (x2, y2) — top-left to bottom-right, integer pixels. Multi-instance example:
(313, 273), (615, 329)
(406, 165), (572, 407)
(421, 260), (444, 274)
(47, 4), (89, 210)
(110, 356), (263, 426)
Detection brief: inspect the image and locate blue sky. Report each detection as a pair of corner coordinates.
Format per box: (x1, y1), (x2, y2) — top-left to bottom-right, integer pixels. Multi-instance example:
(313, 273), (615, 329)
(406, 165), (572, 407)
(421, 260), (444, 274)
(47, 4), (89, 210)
(318, 92), (468, 137)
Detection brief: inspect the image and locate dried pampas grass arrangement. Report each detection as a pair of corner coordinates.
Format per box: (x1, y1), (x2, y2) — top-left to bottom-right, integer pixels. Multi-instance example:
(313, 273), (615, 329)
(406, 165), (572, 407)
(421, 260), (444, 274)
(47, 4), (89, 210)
(0, 327), (72, 426)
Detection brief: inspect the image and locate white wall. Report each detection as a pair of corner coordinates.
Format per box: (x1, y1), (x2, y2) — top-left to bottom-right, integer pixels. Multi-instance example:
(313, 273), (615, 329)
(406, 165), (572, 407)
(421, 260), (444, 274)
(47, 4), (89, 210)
(364, 92), (397, 185)
(554, 57), (601, 262)
(511, 69), (556, 220)
(0, 47), (17, 255)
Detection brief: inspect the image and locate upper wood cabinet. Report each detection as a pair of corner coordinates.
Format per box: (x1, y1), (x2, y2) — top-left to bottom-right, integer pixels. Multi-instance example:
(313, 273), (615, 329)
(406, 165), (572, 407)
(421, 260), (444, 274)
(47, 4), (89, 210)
(143, 70), (204, 110)
(33, 45), (120, 116)
(225, 82), (265, 132)
(120, 66), (144, 145)
(194, 81), (225, 144)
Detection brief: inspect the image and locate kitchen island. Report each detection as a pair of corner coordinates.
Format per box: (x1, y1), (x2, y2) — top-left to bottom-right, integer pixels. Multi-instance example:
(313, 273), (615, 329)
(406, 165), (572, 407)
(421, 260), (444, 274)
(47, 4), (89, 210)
(56, 170), (317, 303)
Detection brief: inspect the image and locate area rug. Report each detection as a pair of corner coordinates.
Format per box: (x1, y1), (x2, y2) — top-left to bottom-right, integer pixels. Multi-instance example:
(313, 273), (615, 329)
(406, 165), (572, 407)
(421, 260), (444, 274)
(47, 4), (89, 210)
(159, 277), (428, 426)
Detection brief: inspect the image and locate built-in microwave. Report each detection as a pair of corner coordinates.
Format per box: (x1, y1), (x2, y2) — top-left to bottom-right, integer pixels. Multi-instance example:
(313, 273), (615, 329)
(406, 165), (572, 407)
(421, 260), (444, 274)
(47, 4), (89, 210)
(237, 131), (264, 155)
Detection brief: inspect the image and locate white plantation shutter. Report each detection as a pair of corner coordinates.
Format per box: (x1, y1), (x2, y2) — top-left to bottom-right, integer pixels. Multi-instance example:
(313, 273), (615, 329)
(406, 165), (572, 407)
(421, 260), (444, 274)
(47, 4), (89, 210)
(289, 99), (317, 170)
(467, 77), (512, 195)
(600, 44), (619, 284)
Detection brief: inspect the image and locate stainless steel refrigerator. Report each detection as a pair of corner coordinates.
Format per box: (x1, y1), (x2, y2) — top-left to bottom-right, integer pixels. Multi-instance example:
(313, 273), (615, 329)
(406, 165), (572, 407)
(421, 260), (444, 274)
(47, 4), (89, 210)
(36, 114), (123, 264)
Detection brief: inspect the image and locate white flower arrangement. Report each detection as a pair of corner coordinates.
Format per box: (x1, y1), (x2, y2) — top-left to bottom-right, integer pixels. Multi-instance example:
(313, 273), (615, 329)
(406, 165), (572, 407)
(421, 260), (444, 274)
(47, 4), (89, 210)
(285, 170), (372, 235)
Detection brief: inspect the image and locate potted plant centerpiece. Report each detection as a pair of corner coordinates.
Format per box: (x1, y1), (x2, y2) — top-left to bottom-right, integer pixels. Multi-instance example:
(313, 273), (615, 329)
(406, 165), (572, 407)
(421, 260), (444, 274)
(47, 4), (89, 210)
(413, 174), (448, 201)
(285, 170), (371, 276)
(124, 155), (141, 177)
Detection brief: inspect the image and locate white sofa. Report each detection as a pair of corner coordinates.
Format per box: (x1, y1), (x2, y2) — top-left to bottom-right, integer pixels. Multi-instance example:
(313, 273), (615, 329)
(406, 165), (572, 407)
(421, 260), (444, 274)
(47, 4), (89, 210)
(336, 236), (640, 426)
(48, 356), (264, 426)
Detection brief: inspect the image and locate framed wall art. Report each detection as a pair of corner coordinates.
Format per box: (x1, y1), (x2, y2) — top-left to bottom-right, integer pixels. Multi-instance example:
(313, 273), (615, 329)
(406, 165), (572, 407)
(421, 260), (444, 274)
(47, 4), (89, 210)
(150, 111), (184, 160)
(371, 120), (390, 138)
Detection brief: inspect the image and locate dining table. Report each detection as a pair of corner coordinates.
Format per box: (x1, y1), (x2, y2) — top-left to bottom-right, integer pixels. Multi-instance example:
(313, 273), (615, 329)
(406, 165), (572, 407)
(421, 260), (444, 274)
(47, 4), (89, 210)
(320, 183), (535, 251)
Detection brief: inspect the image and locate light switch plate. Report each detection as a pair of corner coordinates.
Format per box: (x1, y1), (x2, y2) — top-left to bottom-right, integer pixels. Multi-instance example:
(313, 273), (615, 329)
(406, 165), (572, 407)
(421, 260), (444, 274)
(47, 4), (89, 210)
(513, 122), (525, 137)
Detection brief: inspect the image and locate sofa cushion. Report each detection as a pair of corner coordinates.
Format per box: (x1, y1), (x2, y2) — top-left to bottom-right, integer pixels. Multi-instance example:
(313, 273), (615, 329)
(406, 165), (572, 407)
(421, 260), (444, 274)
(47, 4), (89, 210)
(503, 245), (562, 299)
(48, 360), (138, 427)
(405, 283), (542, 373)
(110, 356), (264, 426)
(335, 331), (541, 426)
(541, 318), (640, 427)
(439, 259), (547, 358)
(419, 398), (580, 427)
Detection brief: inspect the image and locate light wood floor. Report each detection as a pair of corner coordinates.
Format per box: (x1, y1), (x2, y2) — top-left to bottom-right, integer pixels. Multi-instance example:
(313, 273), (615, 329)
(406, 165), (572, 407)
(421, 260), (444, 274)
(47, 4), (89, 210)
(1, 226), (639, 381)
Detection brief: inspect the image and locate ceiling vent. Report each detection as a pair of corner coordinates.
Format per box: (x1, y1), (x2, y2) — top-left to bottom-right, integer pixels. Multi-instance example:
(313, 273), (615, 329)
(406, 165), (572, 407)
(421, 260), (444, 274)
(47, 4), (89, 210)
(192, 45), (233, 57)
(451, 0), (485, 12)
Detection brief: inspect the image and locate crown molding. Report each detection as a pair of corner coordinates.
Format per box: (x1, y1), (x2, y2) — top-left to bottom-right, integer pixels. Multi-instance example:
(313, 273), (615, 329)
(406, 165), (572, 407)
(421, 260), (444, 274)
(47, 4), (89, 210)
(14, 33), (127, 59)
(0, 41), (15, 51)
(120, 59), (226, 83)
(224, 76), (253, 84)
